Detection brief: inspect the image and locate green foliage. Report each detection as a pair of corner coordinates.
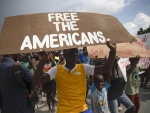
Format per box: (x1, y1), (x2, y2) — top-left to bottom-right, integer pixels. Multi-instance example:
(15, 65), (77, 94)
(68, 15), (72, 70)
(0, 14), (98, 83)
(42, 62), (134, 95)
(137, 25), (150, 35)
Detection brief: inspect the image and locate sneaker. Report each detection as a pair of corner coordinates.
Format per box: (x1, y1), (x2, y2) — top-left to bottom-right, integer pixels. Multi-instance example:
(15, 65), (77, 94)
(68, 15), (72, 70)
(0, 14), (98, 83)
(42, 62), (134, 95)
(118, 106), (122, 111)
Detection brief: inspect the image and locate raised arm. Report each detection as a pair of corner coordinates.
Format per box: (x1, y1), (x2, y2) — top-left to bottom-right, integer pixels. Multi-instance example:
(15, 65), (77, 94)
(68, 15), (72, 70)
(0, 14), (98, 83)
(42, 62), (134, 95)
(29, 57), (37, 72)
(94, 41), (116, 76)
(127, 57), (140, 75)
(32, 52), (51, 88)
(105, 57), (118, 83)
(48, 52), (56, 67)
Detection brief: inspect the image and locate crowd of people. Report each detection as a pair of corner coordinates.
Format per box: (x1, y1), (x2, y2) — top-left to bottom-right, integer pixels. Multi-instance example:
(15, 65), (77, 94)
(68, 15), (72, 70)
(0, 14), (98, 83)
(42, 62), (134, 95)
(0, 41), (150, 113)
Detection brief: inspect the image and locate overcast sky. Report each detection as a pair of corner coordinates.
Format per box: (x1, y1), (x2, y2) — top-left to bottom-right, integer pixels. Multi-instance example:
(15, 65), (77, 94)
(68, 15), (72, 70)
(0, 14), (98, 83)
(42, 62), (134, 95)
(0, 0), (150, 36)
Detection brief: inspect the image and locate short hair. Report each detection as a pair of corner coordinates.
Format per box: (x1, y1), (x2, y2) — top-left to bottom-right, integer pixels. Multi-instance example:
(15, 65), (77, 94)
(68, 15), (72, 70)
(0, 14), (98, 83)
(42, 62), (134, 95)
(63, 48), (78, 57)
(83, 47), (87, 50)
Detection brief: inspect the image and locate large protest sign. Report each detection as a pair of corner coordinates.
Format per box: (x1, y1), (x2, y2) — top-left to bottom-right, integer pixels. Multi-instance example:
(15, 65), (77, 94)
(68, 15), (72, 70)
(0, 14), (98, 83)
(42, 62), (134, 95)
(137, 33), (150, 49)
(0, 12), (136, 55)
(87, 36), (150, 58)
(117, 58), (128, 82)
(136, 33), (150, 68)
(117, 58), (150, 81)
(138, 57), (150, 68)
(106, 33), (150, 78)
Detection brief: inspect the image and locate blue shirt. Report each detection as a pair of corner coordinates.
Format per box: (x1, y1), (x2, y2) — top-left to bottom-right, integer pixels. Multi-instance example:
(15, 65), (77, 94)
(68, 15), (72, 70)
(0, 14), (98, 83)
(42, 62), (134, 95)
(79, 52), (92, 64)
(0, 57), (33, 113)
(90, 82), (110, 113)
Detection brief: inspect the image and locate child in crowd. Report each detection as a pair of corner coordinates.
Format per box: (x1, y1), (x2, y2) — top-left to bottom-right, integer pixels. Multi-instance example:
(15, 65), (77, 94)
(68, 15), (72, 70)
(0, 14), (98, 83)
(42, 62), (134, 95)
(90, 74), (110, 113)
(124, 56), (141, 113)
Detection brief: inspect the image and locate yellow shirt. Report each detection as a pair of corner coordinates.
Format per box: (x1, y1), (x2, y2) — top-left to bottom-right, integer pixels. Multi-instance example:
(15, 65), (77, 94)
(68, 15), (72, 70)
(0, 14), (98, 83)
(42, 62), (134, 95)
(56, 64), (87, 113)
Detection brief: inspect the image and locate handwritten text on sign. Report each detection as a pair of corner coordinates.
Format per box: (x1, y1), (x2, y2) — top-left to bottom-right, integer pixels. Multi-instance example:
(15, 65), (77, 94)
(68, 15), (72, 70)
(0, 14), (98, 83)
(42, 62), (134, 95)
(137, 33), (150, 49)
(88, 38), (150, 58)
(20, 13), (110, 50)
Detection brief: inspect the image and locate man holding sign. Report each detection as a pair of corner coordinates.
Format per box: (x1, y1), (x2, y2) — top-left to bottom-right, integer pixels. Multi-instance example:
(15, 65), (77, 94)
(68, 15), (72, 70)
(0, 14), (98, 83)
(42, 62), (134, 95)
(31, 40), (116, 113)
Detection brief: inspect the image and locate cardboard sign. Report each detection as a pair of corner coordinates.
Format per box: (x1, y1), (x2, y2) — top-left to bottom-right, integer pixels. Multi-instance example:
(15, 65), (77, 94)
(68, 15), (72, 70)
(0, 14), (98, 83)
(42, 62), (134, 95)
(136, 33), (150, 69)
(137, 33), (150, 49)
(117, 58), (129, 82)
(138, 57), (150, 68)
(88, 37), (150, 58)
(0, 12), (136, 55)
(117, 58), (150, 82)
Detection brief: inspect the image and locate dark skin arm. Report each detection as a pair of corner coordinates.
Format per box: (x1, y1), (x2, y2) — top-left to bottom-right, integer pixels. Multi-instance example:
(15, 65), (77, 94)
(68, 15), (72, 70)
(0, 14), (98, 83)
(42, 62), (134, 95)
(94, 41), (116, 76)
(32, 41), (116, 87)
(104, 57), (118, 83)
(110, 57), (118, 81)
(28, 57), (37, 72)
(104, 70), (112, 83)
(48, 52), (56, 67)
(32, 52), (50, 88)
(32, 52), (57, 88)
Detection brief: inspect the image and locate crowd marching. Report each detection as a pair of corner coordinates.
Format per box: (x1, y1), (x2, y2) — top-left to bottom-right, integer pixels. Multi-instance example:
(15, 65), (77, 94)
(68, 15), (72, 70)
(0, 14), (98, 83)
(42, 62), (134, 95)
(0, 41), (150, 113)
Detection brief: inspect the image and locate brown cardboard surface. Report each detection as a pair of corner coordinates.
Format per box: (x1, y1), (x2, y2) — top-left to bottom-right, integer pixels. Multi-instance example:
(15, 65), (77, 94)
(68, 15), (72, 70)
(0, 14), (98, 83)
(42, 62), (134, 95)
(0, 12), (136, 55)
(87, 37), (150, 58)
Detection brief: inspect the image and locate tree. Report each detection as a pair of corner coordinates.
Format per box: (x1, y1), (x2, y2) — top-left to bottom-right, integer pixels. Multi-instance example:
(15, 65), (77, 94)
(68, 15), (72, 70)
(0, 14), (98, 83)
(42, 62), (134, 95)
(137, 25), (150, 35)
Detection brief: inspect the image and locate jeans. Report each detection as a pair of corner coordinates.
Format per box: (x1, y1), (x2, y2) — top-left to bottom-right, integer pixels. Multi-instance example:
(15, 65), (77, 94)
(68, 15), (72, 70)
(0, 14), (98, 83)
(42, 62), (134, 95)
(81, 109), (93, 113)
(108, 93), (134, 113)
